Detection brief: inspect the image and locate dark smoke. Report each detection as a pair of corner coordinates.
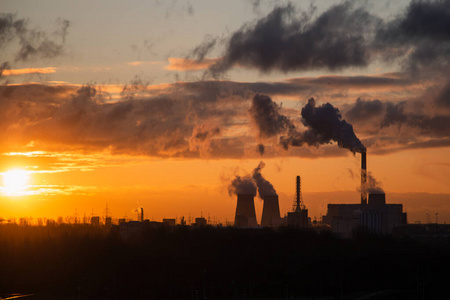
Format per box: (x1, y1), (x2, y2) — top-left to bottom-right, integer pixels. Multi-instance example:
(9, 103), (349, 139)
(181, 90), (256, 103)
(249, 94), (366, 154)
(375, 0), (450, 72)
(252, 161), (277, 198)
(299, 98), (366, 153)
(344, 97), (450, 140)
(257, 143), (265, 155)
(205, 2), (376, 77)
(249, 94), (294, 138)
(0, 13), (70, 81)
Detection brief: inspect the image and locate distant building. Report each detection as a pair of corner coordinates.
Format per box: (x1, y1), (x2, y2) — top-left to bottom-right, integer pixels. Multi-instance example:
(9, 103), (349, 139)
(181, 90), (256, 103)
(163, 218), (176, 226)
(105, 217), (112, 227)
(195, 217), (207, 226)
(322, 193), (407, 238)
(287, 210), (309, 228)
(91, 216), (100, 226)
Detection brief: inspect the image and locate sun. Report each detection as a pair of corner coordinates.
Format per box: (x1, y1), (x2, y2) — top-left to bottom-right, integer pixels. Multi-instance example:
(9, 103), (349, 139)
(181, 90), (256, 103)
(2, 169), (30, 196)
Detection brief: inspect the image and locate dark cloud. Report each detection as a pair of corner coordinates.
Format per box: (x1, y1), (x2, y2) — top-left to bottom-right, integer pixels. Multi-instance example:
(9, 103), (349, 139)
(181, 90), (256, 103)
(435, 82), (450, 108)
(1, 79), (448, 159)
(345, 97), (450, 140)
(257, 143), (264, 155)
(190, 0), (450, 79)
(345, 98), (384, 122)
(374, 0), (450, 72)
(248, 94), (294, 138)
(0, 13), (69, 63)
(369, 138), (450, 155)
(190, 35), (217, 61)
(288, 74), (412, 89)
(208, 2), (376, 76)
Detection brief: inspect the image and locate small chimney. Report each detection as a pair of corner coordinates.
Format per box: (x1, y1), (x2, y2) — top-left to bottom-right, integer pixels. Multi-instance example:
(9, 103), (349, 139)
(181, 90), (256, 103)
(361, 151), (367, 205)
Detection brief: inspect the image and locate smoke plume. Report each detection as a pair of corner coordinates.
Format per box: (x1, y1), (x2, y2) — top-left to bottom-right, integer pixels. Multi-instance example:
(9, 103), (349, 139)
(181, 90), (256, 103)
(360, 172), (384, 195)
(0, 13), (70, 62)
(228, 161), (277, 198)
(250, 94), (366, 154)
(207, 2), (375, 77)
(228, 174), (257, 197)
(249, 94), (294, 138)
(252, 161), (277, 198)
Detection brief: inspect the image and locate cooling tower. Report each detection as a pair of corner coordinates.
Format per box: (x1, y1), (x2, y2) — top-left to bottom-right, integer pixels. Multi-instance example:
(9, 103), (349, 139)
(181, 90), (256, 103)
(234, 194), (258, 227)
(361, 151), (367, 205)
(261, 195), (281, 227)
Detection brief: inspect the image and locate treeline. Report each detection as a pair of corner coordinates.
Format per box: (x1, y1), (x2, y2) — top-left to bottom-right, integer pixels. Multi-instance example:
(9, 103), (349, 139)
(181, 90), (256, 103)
(0, 224), (449, 299)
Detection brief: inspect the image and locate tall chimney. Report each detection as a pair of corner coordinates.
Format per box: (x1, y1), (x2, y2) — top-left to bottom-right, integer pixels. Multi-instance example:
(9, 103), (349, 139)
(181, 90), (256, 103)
(140, 207), (144, 222)
(261, 195), (281, 227)
(361, 151), (367, 205)
(234, 194), (258, 227)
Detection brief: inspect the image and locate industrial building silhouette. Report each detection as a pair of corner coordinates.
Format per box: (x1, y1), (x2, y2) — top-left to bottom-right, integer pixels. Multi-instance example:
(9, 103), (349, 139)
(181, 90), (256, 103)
(322, 151), (407, 237)
(233, 152), (407, 238)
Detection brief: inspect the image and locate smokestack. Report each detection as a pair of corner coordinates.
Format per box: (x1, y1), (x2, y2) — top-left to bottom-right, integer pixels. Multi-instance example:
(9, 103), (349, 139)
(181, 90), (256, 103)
(361, 151), (367, 205)
(140, 207), (144, 222)
(234, 194), (258, 227)
(296, 176), (300, 212)
(261, 195), (281, 227)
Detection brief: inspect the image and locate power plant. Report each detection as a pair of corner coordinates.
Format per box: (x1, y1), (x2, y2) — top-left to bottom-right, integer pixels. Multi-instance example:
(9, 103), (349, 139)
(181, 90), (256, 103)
(234, 175), (309, 228)
(322, 152), (407, 238)
(231, 152), (407, 237)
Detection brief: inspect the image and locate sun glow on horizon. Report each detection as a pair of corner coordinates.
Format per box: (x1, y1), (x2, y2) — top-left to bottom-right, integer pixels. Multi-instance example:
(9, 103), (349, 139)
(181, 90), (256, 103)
(2, 169), (30, 196)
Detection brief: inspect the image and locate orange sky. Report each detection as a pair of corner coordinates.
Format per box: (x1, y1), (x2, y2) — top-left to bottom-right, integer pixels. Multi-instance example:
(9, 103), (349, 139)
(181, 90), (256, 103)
(1, 1), (449, 224)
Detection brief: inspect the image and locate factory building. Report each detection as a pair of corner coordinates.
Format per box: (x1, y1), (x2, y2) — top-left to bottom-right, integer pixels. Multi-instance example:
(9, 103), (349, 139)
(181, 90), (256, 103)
(195, 217), (207, 226)
(323, 193), (407, 238)
(322, 152), (407, 238)
(234, 194), (258, 227)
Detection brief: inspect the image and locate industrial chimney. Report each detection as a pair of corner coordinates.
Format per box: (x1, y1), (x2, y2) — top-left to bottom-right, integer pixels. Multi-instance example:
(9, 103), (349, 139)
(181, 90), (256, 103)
(287, 176), (309, 227)
(361, 151), (367, 205)
(140, 207), (144, 222)
(261, 195), (281, 227)
(234, 194), (258, 227)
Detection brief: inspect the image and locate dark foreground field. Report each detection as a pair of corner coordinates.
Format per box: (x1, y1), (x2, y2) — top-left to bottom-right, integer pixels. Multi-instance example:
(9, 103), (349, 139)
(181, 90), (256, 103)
(0, 224), (449, 299)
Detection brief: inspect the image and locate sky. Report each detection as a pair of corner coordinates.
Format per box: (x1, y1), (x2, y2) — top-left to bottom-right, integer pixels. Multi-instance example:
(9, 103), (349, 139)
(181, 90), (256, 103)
(0, 0), (449, 224)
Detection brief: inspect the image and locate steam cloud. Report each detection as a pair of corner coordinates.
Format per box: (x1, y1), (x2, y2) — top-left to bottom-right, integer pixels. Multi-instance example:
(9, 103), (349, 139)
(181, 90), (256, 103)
(228, 161), (277, 198)
(228, 174), (257, 197)
(250, 94), (366, 154)
(252, 161), (277, 198)
(360, 172), (384, 195)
